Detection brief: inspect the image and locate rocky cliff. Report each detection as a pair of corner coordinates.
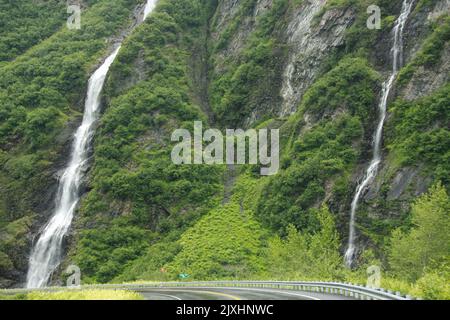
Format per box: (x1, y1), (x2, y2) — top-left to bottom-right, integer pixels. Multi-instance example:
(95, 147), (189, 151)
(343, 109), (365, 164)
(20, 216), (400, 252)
(0, 0), (448, 288)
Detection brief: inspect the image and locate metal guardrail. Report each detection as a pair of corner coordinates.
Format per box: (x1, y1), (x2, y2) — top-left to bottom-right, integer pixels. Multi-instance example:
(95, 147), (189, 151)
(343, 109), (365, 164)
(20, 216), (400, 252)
(2, 281), (416, 300)
(105, 281), (414, 300)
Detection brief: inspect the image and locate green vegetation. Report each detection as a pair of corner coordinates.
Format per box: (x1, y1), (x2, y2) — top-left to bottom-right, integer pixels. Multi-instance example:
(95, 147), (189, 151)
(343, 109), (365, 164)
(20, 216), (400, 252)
(168, 202), (264, 279)
(397, 15), (450, 85)
(386, 84), (450, 185)
(0, 0), (66, 61)
(343, 185), (450, 300)
(71, 0), (225, 283)
(388, 183), (450, 282)
(264, 206), (343, 281)
(26, 289), (143, 300)
(0, 289), (143, 300)
(0, 293), (27, 300)
(0, 0), (141, 286)
(210, 0), (302, 126)
(75, 226), (150, 283)
(167, 174), (267, 280)
(257, 57), (380, 235)
(0, 0), (447, 301)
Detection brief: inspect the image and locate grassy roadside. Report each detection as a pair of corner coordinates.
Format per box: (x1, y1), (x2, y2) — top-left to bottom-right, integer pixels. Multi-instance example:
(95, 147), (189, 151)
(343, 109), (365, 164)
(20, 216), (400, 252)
(0, 289), (143, 300)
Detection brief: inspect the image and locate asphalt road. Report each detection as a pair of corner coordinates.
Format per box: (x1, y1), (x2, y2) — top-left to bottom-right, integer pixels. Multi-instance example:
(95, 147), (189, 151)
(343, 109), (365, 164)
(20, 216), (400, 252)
(136, 287), (354, 300)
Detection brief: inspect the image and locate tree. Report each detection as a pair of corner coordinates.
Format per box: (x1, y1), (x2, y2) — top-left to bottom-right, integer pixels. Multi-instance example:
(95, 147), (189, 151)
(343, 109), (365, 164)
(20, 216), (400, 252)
(388, 183), (450, 281)
(265, 206), (343, 280)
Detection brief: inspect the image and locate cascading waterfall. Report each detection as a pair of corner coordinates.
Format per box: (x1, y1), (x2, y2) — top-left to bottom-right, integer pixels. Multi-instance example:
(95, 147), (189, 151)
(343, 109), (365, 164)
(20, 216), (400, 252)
(26, 0), (157, 289)
(344, 0), (414, 267)
(143, 0), (157, 19)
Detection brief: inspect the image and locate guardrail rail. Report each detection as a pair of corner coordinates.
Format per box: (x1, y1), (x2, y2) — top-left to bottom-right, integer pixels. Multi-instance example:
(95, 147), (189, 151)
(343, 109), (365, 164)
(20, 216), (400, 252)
(2, 281), (417, 300)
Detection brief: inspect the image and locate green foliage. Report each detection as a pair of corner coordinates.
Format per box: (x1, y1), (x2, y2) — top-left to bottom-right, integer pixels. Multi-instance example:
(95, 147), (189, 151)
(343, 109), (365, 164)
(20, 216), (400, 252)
(0, 0), (447, 298)
(386, 84), (450, 185)
(168, 203), (264, 279)
(210, 0), (290, 126)
(22, 107), (66, 149)
(0, 0), (66, 61)
(0, 293), (27, 300)
(388, 184), (450, 281)
(397, 15), (450, 85)
(75, 226), (149, 283)
(0, 0), (139, 148)
(0, 0), (141, 286)
(167, 175), (266, 280)
(71, 0), (224, 283)
(0, 215), (33, 275)
(26, 289), (143, 300)
(114, 241), (181, 283)
(0, 251), (13, 272)
(302, 57), (380, 120)
(257, 57), (379, 235)
(264, 206), (343, 280)
(412, 267), (450, 300)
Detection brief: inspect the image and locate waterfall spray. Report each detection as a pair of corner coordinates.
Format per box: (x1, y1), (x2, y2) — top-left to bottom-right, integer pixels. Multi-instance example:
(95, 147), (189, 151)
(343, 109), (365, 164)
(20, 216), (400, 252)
(26, 0), (158, 289)
(344, 0), (415, 267)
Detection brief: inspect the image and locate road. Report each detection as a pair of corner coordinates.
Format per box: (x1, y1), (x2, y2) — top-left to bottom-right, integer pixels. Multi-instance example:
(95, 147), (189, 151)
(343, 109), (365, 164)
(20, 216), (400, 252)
(136, 286), (354, 300)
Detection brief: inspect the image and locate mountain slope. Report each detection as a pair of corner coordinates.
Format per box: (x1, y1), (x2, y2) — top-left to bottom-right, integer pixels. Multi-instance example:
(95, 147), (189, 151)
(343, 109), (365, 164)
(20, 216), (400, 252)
(0, 0), (448, 298)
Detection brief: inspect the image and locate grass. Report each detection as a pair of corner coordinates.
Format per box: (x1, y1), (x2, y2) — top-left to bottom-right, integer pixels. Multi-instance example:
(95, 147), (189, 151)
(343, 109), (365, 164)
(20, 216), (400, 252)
(24, 289), (144, 300)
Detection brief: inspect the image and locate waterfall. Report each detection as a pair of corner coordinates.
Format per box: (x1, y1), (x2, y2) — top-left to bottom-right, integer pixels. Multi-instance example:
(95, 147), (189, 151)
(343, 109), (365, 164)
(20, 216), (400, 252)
(344, 0), (414, 267)
(26, 0), (157, 289)
(143, 0), (157, 20)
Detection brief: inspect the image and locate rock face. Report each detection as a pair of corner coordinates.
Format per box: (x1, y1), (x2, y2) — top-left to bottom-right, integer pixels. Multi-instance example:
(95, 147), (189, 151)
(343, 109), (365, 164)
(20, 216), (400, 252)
(368, 0), (449, 202)
(211, 0), (448, 253)
(401, 42), (449, 101)
(400, 0), (450, 101)
(280, 1), (354, 116)
(342, 0), (449, 255)
(0, 0), (448, 287)
(211, 0), (356, 121)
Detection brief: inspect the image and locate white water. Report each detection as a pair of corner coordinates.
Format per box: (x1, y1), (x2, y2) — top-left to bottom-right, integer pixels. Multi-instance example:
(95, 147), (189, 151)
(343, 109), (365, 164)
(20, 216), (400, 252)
(144, 0), (157, 20)
(26, 1), (157, 289)
(344, 0), (414, 267)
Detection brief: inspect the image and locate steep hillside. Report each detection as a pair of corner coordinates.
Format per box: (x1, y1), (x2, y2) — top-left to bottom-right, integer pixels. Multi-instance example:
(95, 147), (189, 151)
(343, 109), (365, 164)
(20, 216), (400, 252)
(0, 0), (143, 287)
(0, 0), (448, 299)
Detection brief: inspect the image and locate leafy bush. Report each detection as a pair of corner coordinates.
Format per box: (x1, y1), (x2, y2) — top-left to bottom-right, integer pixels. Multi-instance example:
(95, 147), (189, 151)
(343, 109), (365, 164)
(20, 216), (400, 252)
(0, 0), (66, 61)
(388, 184), (450, 281)
(74, 226), (149, 283)
(386, 84), (450, 185)
(264, 206), (343, 281)
(257, 63), (379, 234)
(412, 268), (450, 300)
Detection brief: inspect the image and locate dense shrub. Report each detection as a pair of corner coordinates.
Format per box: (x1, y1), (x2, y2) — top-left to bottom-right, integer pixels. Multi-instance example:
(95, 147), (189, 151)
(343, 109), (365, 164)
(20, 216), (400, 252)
(388, 184), (450, 282)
